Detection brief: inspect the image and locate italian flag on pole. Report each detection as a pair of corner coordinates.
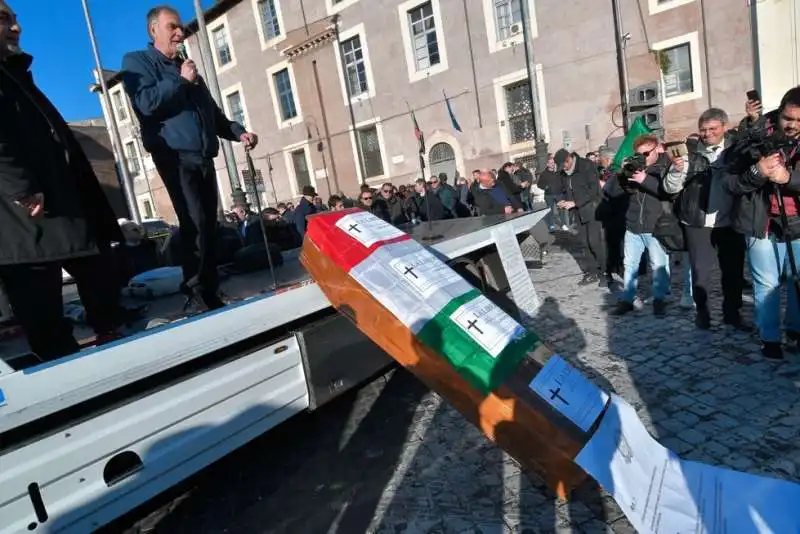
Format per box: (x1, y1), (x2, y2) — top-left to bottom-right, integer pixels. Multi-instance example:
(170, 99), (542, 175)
(306, 209), (540, 393)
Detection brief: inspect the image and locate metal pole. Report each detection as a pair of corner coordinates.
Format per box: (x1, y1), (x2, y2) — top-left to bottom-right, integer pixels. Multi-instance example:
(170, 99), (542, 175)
(519, 0), (549, 173)
(192, 0), (240, 200)
(332, 17), (368, 184)
(461, 0), (483, 128)
(311, 60), (340, 193)
(611, 0), (631, 133)
(246, 151), (278, 291)
(81, 0), (141, 224)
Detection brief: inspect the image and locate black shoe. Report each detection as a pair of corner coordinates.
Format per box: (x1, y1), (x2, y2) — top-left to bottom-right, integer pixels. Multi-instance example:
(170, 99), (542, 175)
(578, 273), (600, 286)
(761, 342), (784, 361)
(653, 299), (667, 317)
(611, 301), (635, 316)
(723, 314), (751, 332)
(786, 331), (800, 344)
(202, 292), (227, 311)
(695, 310), (711, 330)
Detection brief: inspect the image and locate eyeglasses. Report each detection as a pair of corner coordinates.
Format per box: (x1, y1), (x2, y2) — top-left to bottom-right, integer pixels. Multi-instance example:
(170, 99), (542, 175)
(637, 147), (657, 158)
(362, 196), (373, 201)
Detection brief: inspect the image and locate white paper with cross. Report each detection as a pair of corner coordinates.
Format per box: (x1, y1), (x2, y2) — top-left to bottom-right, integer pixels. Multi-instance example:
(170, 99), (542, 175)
(334, 211), (405, 248)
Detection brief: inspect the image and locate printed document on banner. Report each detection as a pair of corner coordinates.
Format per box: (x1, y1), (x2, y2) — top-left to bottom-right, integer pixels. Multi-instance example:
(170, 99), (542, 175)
(528, 355), (609, 432)
(450, 295), (526, 357)
(335, 211), (405, 248)
(576, 394), (800, 534)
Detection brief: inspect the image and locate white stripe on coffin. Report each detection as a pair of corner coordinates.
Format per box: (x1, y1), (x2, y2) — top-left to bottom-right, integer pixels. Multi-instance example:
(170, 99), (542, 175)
(348, 239), (475, 335)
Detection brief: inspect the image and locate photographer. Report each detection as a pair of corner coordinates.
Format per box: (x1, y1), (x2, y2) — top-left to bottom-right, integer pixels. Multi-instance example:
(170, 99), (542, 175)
(606, 135), (672, 316)
(724, 86), (800, 361)
(663, 108), (746, 331)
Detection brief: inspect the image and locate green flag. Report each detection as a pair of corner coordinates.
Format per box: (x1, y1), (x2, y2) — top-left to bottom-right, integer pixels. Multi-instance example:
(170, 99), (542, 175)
(610, 116), (652, 172)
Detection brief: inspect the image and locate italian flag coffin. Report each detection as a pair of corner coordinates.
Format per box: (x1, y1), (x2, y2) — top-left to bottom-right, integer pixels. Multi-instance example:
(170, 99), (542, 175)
(300, 209), (603, 498)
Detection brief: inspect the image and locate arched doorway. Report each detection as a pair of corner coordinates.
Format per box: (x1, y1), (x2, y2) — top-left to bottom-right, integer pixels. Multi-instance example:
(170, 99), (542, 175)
(428, 142), (457, 183)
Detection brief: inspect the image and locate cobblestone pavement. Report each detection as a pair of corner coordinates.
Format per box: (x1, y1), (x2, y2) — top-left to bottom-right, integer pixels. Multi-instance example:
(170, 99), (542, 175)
(107, 233), (800, 534)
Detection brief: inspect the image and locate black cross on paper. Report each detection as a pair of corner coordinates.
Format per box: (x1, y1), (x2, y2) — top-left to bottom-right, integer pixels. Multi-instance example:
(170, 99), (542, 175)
(348, 223), (361, 233)
(403, 266), (418, 279)
(549, 387), (569, 405)
(466, 318), (484, 335)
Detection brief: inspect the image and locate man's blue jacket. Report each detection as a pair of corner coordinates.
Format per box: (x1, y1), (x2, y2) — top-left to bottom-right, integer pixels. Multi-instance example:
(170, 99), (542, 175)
(121, 44), (245, 159)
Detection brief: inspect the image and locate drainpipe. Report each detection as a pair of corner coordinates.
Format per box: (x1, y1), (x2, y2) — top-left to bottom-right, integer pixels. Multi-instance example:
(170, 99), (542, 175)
(332, 15), (368, 184)
(611, 0), (631, 134)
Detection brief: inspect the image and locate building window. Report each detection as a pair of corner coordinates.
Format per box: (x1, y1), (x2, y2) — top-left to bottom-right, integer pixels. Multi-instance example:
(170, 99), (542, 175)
(291, 149), (312, 190)
(494, 0), (522, 41)
(112, 92), (127, 122)
(505, 80), (535, 145)
(212, 26), (232, 66)
(341, 35), (368, 96)
(648, 0), (696, 15)
(258, 0), (281, 40)
(124, 141), (140, 176)
(660, 43), (693, 97)
(407, 2), (440, 71)
(273, 69), (297, 120)
(358, 125), (384, 178)
(226, 91), (246, 127)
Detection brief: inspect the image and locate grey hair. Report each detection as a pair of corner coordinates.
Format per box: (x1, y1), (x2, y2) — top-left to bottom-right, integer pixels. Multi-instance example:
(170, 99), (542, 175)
(698, 108), (729, 127)
(146, 5), (179, 37)
(599, 148), (616, 159)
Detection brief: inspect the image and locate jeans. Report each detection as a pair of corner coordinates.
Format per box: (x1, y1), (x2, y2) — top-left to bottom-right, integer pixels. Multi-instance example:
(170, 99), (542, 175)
(545, 194), (568, 229)
(746, 235), (800, 342)
(682, 252), (693, 302)
(621, 231), (671, 303)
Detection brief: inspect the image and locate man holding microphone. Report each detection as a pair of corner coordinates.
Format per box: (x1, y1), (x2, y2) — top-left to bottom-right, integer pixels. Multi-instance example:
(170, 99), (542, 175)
(122, 6), (258, 310)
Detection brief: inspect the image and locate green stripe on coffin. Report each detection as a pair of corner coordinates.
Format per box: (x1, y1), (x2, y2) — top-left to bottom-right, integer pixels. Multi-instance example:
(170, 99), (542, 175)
(416, 289), (541, 394)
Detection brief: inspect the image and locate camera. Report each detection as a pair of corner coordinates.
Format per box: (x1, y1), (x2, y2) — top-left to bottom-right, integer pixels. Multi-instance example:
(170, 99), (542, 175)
(618, 152), (647, 190)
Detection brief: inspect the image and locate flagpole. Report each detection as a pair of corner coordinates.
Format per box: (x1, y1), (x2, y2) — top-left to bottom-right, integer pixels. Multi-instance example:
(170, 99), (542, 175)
(406, 101), (441, 241)
(81, 0), (141, 224)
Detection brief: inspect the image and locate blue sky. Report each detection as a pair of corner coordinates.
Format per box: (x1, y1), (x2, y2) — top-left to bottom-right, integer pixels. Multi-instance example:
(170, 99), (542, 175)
(13, 0), (214, 122)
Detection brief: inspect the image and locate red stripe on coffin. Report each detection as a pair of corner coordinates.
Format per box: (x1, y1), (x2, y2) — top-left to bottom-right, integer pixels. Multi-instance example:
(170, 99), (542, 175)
(305, 208), (411, 272)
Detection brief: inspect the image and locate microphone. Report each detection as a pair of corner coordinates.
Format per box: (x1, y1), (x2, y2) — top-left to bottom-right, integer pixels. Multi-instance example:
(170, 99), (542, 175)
(176, 43), (188, 62)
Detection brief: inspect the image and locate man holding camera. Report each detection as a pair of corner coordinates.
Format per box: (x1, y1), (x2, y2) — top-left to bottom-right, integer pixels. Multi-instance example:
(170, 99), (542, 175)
(724, 87), (800, 360)
(605, 135), (672, 316)
(663, 108), (746, 331)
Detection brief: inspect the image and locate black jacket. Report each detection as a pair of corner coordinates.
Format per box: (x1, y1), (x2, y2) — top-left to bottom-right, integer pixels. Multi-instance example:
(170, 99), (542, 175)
(407, 191), (445, 221)
(496, 170), (522, 202)
(0, 54), (122, 265)
(373, 196), (408, 226)
(537, 169), (562, 196)
(722, 111), (800, 238)
(667, 134), (739, 228)
(293, 197), (317, 237)
(472, 184), (524, 216)
(562, 155), (602, 224)
(605, 162), (670, 234)
(122, 44), (245, 159)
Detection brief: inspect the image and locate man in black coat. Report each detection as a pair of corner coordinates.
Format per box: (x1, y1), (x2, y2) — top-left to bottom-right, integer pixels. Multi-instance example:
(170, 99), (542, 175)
(122, 6), (258, 310)
(0, 3), (127, 360)
(293, 185), (318, 238)
(553, 149), (606, 285)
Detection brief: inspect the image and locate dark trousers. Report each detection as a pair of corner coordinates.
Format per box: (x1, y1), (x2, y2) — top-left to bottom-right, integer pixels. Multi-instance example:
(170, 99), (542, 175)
(153, 150), (220, 298)
(603, 220), (626, 276)
(684, 225), (745, 317)
(580, 220), (606, 275)
(0, 253), (121, 361)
